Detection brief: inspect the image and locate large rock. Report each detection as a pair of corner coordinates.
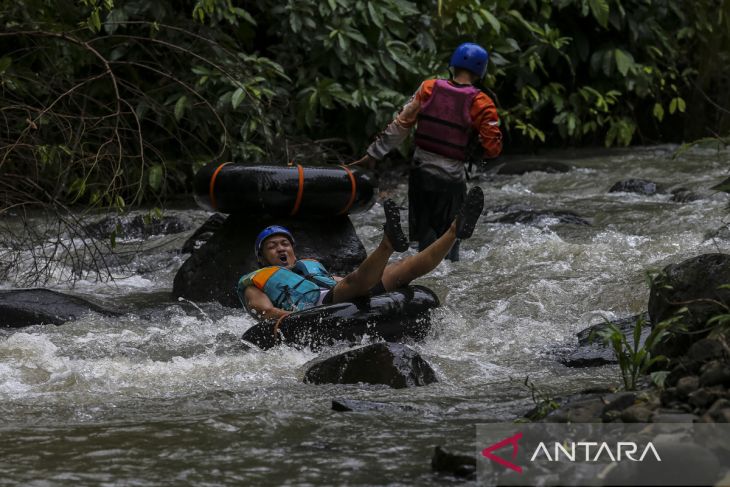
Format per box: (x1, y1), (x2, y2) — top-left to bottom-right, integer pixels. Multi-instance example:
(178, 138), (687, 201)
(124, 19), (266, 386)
(431, 447), (476, 479)
(0, 288), (119, 328)
(303, 342), (438, 388)
(559, 313), (650, 367)
(172, 215), (366, 307)
(181, 213), (226, 254)
(608, 179), (663, 195)
(490, 209), (590, 226)
(543, 394), (607, 423)
(670, 187), (700, 203)
(648, 254), (730, 357)
(85, 214), (194, 240)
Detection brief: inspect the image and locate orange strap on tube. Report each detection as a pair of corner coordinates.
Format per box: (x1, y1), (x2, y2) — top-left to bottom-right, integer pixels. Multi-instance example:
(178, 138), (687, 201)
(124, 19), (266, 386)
(272, 313), (290, 339)
(209, 162), (232, 211)
(290, 164), (304, 216)
(337, 165), (357, 215)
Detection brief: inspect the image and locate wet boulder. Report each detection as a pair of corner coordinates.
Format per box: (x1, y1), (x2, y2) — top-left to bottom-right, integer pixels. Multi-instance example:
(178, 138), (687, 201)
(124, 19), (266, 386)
(543, 393), (608, 423)
(648, 253), (730, 358)
(670, 187), (700, 203)
(181, 213), (226, 254)
(664, 338), (727, 388)
(490, 209), (590, 226)
(560, 313), (650, 367)
(494, 159), (571, 175)
(431, 447), (476, 479)
(303, 342), (438, 388)
(173, 214), (366, 307)
(85, 213), (194, 240)
(0, 288), (119, 328)
(608, 179), (663, 195)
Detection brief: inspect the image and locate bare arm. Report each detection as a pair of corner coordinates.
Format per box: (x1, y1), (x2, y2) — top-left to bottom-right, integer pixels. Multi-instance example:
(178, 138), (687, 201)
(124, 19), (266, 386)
(244, 286), (291, 321)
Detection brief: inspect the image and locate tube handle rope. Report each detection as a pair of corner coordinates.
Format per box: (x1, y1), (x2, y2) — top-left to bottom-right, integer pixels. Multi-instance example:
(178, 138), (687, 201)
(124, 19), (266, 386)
(208, 162), (232, 211)
(272, 312), (291, 341)
(337, 165), (357, 215)
(290, 164), (305, 216)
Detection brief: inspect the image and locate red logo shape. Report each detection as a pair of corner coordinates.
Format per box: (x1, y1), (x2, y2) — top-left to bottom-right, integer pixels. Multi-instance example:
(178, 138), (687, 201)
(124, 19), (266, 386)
(481, 432), (523, 473)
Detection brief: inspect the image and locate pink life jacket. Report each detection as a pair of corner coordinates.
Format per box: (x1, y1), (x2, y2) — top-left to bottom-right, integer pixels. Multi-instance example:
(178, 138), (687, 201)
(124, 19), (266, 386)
(414, 79), (481, 161)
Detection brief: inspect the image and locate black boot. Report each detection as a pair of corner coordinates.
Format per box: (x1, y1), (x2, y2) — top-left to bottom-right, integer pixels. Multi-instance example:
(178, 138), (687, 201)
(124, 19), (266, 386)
(454, 186), (484, 239)
(383, 199), (409, 252)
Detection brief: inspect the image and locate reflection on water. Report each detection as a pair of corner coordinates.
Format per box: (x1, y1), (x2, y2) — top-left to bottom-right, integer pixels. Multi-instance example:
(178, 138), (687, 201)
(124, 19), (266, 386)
(0, 146), (728, 484)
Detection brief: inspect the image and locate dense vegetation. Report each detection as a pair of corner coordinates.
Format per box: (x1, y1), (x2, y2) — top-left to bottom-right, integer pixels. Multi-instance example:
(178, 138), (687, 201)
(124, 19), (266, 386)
(1, 0), (729, 209)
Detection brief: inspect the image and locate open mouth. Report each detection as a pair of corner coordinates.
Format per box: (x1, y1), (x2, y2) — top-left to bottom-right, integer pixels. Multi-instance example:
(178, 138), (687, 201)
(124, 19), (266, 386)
(278, 254), (288, 264)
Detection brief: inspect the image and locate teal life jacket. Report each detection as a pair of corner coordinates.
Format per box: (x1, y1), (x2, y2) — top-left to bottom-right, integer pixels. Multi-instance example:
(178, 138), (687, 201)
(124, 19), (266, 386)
(291, 259), (337, 289)
(237, 259), (335, 312)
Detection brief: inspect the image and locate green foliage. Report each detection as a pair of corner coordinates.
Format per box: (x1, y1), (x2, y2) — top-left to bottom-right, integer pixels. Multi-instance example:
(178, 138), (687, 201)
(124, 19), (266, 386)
(0, 0), (287, 210)
(706, 284), (730, 335)
(596, 316), (672, 391)
(1, 0), (729, 209)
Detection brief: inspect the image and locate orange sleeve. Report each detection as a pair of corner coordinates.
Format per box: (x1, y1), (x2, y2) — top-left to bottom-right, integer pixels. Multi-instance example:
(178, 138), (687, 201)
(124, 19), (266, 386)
(395, 79), (437, 129)
(470, 92), (502, 159)
(415, 79), (437, 104)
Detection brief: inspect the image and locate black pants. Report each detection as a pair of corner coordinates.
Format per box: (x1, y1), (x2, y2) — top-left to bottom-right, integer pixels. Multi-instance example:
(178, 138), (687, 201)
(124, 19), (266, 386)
(408, 167), (466, 262)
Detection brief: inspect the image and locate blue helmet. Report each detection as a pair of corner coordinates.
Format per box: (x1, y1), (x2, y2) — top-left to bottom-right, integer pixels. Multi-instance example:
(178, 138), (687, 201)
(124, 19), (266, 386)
(255, 225), (295, 259)
(449, 43), (489, 78)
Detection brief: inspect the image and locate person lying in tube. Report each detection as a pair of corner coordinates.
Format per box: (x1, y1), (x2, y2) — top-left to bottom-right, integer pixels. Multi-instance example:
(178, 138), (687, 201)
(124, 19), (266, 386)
(238, 189), (484, 321)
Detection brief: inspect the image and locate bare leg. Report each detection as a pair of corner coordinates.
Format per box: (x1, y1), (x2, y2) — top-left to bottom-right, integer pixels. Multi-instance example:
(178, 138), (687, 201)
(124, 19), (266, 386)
(378, 185), (484, 291)
(330, 236), (394, 303)
(380, 222), (457, 291)
(330, 199), (407, 303)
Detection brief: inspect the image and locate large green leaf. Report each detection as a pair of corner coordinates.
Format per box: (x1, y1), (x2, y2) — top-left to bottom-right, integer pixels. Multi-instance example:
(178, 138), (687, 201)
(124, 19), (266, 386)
(232, 88), (246, 109)
(480, 8), (501, 34)
(174, 95), (188, 121)
(0, 56), (11, 73)
(614, 49), (634, 76)
(588, 0), (610, 28)
(148, 164), (163, 191)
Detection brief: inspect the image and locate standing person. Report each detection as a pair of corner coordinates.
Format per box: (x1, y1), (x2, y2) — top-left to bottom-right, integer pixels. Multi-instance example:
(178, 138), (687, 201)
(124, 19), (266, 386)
(352, 42), (502, 261)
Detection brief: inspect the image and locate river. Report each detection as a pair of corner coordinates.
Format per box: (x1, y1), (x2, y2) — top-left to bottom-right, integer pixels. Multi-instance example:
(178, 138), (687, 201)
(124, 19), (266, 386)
(0, 146), (728, 485)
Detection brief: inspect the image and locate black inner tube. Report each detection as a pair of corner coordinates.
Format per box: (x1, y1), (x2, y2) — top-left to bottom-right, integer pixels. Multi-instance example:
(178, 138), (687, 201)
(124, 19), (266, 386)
(241, 285), (440, 350)
(194, 163), (377, 216)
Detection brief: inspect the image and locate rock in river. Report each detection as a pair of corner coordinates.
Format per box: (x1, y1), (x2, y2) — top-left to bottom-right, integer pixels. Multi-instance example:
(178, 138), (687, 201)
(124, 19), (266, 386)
(303, 342), (438, 388)
(648, 253), (730, 358)
(0, 288), (119, 328)
(559, 313), (650, 367)
(173, 214), (366, 307)
(608, 179), (663, 195)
